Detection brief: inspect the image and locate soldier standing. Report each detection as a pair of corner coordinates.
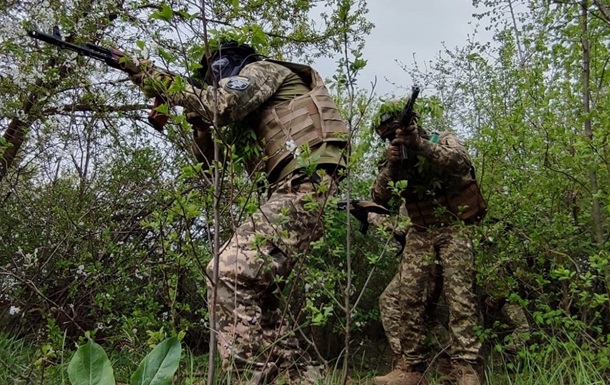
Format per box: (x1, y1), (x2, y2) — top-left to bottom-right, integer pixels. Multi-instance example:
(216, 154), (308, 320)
(370, 100), (487, 385)
(128, 41), (348, 385)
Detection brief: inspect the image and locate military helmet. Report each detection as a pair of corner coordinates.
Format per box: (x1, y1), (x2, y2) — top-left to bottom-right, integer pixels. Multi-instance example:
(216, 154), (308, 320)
(371, 98), (424, 140)
(199, 40), (260, 84)
(371, 99), (408, 140)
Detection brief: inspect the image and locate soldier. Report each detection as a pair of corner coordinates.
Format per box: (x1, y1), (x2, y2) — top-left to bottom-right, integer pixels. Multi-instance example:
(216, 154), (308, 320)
(370, 100), (487, 385)
(127, 41), (348, 384)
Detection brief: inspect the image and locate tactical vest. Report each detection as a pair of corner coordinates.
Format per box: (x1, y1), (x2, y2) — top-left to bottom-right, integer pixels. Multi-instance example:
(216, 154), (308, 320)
(256, 60), (349, 179)
(404, 168), (487, 229)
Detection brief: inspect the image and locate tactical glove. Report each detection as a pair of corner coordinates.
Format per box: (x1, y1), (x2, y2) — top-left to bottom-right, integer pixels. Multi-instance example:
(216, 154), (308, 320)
(395, 124), (421, 149)
(118, 55), (149, 74)
(128, 61), (173, 99)
(387, 141), (404, 168)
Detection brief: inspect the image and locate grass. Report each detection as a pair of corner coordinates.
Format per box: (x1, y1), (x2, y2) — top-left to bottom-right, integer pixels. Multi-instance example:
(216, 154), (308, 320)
(482, 343), (608, 385)
(0, 332), (608, 385)
(0, 333), (45, 384)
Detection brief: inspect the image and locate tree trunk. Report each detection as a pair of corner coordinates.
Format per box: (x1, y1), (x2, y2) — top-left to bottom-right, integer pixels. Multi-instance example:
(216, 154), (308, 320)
(580, 0), (605, 246)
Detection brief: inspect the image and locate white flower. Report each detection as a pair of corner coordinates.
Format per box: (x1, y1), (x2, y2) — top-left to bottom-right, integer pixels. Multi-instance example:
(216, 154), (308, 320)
(140, 47), (150, 60)
(9, 306), (21, 315)
(129, 55), (141, 71)
(76, 264), (88, 278)
(285, 139), (296, 152)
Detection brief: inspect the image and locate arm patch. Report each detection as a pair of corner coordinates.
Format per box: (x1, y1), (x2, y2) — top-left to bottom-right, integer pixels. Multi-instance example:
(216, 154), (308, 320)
(224, 76), (251, 91)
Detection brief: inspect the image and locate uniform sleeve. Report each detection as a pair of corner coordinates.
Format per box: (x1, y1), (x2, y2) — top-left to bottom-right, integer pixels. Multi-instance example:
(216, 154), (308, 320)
(371, 161), (398, 207)
(132, 61), (292, 127)
(416, 132), (472, 177)
(185, 109), (215, 167)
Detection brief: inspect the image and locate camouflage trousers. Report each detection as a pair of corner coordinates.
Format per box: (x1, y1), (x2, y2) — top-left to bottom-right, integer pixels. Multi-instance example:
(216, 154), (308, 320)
(206, 173), (335, 384)
(379, 225), (481, 366)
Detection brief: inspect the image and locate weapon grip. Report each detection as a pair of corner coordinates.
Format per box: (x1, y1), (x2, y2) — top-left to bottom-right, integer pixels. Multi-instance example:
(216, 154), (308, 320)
(400, 145), (408, 160)
(148, 97), (168, 132)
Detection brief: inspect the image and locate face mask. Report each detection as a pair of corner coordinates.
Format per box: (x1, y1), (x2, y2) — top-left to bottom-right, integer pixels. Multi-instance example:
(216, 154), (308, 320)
(210, 57), (234, 82)
(203, 44), (259, 84)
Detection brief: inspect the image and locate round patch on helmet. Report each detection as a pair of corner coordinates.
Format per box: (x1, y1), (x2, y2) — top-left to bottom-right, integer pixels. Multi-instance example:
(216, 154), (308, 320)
(224, 76), (251, 91)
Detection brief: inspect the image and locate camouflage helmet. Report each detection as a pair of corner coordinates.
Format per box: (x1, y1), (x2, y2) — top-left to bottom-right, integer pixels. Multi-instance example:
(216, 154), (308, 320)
(371, 98), (425, 140)
(198, 40), (260, 84)
(371, 99), (408, 140)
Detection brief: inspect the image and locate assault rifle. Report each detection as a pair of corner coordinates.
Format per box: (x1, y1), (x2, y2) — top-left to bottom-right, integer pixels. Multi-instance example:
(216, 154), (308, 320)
(378, 85), (420, 160)
(28, 26), (171, 131)
(337, 200), (390, 234)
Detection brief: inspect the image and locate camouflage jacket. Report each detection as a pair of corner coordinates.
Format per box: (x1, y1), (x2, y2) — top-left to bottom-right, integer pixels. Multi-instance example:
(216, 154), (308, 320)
(132, 60), (347, 183)
(371, 131), (486, 228)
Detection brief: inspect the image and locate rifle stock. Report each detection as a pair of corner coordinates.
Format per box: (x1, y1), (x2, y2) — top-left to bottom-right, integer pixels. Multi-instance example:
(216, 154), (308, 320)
(337, 200), (390, 234)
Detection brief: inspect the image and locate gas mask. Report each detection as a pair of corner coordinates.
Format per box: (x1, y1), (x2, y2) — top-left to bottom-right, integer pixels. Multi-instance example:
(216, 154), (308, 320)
(199, 42), (260, 84)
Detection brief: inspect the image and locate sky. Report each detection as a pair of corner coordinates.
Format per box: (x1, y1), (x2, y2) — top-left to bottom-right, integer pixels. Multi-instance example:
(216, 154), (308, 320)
(314, 0), (491, 97)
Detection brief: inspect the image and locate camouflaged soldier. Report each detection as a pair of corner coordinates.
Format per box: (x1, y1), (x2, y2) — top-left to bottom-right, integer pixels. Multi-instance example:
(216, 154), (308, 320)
(128, 41), (348, 384)
(370, 100), (487, 385)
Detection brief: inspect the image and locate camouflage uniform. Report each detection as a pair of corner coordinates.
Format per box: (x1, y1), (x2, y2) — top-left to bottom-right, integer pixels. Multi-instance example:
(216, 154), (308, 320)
(371, 129), (487, 373)
(131, 59), (348, 384)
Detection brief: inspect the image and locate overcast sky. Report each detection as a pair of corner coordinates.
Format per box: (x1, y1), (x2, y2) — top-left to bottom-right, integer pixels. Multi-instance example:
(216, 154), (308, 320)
(314, 0), (491, 97)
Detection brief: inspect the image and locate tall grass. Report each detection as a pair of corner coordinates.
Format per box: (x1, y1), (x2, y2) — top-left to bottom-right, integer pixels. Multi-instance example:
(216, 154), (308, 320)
(483, 340), (608, 385)
(1, 331), (608, 385)
(0, 333), (41, 384)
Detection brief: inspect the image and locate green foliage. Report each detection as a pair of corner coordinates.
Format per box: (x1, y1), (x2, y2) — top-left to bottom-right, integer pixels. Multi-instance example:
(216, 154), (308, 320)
(485, 335), (608, 385)
(68, 337), (116, 385)
(400, 0), (610, 372)
(3, 0), (610, 382)
(66, 335), (181, 385)
(130, 336), (181, 385)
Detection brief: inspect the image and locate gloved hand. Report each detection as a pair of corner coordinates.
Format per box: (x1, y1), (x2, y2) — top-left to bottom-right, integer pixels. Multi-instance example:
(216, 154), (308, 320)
(395, 123), (420, 148)
(123, 59), (172, 99)
(387, 141), (404, 167)
(118, 55), (151, 74)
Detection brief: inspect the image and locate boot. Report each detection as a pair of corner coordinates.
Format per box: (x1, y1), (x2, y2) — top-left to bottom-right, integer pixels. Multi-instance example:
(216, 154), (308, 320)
(439, 361), (480, 385)
(373, 356), (429, 385)
(373, 354), (407, 385)
(286, 364), (324, 385)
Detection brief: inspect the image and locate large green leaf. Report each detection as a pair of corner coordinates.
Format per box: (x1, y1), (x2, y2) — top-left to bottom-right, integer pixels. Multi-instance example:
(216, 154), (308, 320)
(130, 337), (182, 385)
(67, 338), (116, 385)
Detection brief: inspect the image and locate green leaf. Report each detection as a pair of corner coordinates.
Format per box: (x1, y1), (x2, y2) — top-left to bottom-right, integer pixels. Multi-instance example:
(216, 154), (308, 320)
(130, 337), (182, 385)
(157, 47), (175, 63)
(154, 103), (169, 115)
(150, 4), (174, 22)
(67, 338), (116, 385)
(350, 58), (367, 71)
(176, 10), (198, 20)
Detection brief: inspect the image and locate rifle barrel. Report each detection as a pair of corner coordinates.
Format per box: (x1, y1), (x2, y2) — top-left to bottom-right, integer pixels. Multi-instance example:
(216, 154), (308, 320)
(28, 29), (117, 65)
